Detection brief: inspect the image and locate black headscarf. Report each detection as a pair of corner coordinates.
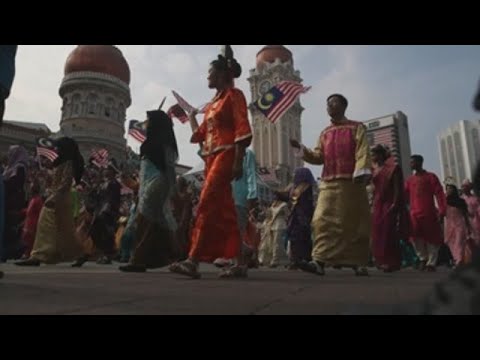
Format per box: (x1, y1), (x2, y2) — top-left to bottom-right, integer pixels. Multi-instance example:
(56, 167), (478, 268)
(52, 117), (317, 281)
(446, 184), (468, 214)
(53, 137), (85, 185)
(210, 45), (242, 80)
(140, 110), (178, 171)
(371, 144), (390, 162)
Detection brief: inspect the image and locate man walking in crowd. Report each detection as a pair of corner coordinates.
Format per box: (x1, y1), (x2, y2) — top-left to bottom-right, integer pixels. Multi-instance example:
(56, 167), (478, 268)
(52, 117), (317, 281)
(405, 155), (446, 272)
(291, 94), (372, 276)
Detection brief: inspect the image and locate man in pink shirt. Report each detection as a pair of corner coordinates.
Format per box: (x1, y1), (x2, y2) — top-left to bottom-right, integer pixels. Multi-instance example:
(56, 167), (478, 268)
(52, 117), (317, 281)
(405, 155), (446, 271)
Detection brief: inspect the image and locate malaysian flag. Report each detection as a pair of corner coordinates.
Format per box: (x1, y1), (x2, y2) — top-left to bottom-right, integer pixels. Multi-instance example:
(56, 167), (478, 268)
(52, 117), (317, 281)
(128, 120), (146, 143)
(91, 148), (109, 168)
(168, 104), (189, 124)
(172, 90), (208, 114)
(255, 81), (311, 123)
(36, 137), (58, 162)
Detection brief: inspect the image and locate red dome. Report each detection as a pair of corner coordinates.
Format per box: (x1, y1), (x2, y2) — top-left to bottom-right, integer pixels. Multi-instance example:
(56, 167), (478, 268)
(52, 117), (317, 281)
(256, 45), (293, 67)
(64, 45), (130, 84)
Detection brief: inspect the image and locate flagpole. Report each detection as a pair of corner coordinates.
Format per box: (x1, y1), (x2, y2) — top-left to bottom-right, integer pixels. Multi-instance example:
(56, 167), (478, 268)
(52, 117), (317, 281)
(159, 97), (167, 110)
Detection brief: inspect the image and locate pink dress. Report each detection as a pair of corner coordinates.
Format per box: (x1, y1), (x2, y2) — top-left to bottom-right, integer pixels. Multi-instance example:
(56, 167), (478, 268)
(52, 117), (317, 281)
(444, 205), (471, 265)
(371, 158), (408, 270)
(462, 194), (480, 247)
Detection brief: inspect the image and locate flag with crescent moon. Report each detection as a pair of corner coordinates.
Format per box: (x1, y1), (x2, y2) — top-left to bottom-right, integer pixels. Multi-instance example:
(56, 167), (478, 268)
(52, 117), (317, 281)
(255, 81), (311, 123)
(36, 137), (58, 162)
(128, 120), (147, 143)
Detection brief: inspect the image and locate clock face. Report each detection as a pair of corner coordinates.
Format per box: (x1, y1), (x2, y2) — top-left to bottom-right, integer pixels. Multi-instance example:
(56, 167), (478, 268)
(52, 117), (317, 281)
(259, 80), (272, 95)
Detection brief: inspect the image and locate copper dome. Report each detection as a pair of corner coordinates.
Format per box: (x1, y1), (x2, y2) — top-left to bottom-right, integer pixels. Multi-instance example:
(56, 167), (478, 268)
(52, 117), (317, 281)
(64, 45), (130, 84)
(256, 45), (293, 67)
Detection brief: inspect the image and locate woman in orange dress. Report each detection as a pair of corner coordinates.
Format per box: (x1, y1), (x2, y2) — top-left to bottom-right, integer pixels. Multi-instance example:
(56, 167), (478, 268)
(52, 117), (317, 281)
(170, 45), (252, 279)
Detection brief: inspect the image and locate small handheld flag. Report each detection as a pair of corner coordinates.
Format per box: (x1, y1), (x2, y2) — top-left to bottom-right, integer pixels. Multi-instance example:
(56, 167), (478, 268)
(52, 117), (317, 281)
(172, 90), (208, 114)
(90, 148), (109, 169)
(128, 120), (146, 143)
(168, 104), (189, 124)
(36, 137), (58, 162)
(255, 81), (311, 123)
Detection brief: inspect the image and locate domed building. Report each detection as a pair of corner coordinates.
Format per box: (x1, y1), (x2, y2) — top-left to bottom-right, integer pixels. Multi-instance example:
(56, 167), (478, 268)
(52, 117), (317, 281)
(58, 45), (131, 161)
(248, 45), (305, 187)
(256, 45), (294, 68)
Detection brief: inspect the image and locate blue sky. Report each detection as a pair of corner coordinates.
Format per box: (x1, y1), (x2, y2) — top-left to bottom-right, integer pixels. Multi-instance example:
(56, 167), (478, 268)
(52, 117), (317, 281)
(5, 45), (480, 177)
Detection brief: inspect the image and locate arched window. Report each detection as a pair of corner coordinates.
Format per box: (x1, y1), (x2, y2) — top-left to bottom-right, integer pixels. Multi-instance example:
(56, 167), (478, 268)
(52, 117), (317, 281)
(105, 98), (115, 118)
(72, 94), (81, 115)
(118, 103), (125, 121)
(87, 94), (98, 115)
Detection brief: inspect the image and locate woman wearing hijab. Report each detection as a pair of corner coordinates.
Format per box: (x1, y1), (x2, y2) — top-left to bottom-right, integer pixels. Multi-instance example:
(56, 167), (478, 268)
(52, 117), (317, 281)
(444, 182), (474, 267)
(16, 137), (84, 266)
(72, 163), (122, 267)
(258, 194), (288, 268)
(119, 110), (179, 273)
(276, 167), (315, 270)
(2, 145), (29, 260)
(169, 45), (252, 279)
(370, 144), (408, 272)
(461, 179), (480, 249)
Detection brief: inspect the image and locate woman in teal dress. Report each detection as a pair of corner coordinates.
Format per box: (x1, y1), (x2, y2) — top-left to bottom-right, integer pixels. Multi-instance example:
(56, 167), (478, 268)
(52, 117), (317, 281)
(119, 109), (179, 273)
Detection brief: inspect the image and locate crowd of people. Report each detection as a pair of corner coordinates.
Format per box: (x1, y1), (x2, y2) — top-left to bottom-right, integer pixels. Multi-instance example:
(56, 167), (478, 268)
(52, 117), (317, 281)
(1, 45), (480, 285)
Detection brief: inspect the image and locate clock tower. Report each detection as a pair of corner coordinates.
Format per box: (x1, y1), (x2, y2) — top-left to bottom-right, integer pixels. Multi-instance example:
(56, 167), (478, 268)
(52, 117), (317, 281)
(247, 45), (305, 187)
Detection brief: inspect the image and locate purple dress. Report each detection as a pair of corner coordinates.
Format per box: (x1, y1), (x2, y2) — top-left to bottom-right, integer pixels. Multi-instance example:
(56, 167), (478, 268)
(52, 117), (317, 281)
(279, 168), (315, 264)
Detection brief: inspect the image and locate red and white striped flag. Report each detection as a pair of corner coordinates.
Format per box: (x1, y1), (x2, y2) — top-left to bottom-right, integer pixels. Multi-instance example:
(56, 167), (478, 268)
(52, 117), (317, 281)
(128, 120), (146, 143)
(172, 90), (208, 114)
(36, 147), (58, 162)
(36, 137), (58, 162)
(168, 104), (189, 124)
(255, 81), (311, 123)
(91, 148), (109, 168)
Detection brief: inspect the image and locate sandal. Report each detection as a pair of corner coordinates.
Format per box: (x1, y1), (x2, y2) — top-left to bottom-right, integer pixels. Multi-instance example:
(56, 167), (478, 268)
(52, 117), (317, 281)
(96, 256), (112, 265)
(169, 261), (201, 279)
(354, 267), (369, 277)
(15, 258), (41, 267)
(218, 266), (248, 279)
(71, 255), (89, 268)
(285, 263), (299, 271)
(298, 261), (325, 276)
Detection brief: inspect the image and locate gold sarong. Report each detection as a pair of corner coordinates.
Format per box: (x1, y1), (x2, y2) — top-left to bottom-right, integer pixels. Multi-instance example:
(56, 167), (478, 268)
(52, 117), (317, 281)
(311, 179), (371, 267)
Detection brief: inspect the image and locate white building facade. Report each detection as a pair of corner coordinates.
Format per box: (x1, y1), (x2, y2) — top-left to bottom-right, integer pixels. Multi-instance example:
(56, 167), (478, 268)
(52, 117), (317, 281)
(438, 120), (480, 186)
